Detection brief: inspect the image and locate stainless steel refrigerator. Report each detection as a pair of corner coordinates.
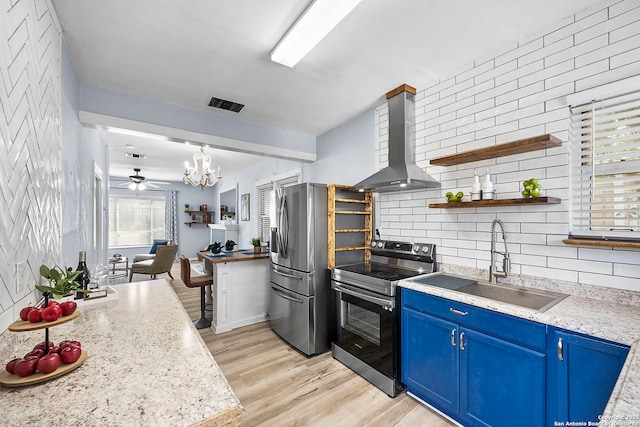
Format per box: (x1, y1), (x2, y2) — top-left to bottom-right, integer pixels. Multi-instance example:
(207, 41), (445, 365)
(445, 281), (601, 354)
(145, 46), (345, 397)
(268, 182), (332, 356)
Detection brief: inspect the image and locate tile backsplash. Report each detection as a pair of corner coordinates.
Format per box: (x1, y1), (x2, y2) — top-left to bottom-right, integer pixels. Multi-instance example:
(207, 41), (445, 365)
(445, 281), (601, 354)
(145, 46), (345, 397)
(0, 0), (62, 331)
(375, 0), (640, 292)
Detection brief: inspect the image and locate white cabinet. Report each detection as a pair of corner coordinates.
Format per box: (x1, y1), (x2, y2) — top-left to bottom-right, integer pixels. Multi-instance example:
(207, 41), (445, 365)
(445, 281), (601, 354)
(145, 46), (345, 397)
(208, 224), (239, 244)
(207, 257), (270, 333)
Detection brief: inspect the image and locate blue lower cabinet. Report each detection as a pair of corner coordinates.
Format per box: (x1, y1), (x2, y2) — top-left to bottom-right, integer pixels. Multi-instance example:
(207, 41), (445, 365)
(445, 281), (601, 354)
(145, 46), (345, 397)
(547, 327), (629, 425)
(401, 307), (459, 416)
(460, 328), (545, 427)
(401, 288), (545, 427)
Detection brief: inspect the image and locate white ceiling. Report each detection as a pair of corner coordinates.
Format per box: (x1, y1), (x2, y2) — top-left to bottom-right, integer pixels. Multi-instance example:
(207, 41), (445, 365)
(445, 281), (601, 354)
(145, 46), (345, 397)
(52, 0), (607, 182)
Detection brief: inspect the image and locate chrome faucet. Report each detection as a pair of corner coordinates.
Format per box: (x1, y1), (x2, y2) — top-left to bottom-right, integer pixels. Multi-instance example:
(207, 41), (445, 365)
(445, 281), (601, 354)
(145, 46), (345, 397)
(489, 219), (510, 284)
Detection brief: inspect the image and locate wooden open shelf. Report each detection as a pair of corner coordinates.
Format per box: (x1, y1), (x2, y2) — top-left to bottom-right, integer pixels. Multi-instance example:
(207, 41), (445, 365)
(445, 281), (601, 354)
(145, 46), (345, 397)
(562, 239), (640, 249)
(430, 134), (561, 166)
(328, 185), (372, 268)
(429, 196), (561, 208)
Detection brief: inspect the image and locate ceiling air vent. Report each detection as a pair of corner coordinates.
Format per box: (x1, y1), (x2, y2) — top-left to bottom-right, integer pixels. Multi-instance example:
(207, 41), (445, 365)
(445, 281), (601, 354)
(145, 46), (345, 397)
(125, 153), (147, 159)
(208, 96), (244, 113)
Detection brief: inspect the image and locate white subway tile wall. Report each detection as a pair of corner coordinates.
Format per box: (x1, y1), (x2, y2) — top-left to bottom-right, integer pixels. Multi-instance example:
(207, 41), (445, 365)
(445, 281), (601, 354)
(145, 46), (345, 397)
(0, 0), (62, 331)
(375, 0), (640, 292)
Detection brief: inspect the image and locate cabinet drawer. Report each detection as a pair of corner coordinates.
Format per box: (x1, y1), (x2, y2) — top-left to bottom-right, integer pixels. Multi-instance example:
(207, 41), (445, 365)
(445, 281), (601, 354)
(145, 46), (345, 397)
(401, 288), (546, 351)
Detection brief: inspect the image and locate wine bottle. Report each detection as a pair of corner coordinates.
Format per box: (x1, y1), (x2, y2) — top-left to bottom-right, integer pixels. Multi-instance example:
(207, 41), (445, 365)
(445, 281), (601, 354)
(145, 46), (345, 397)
(74, 251), (91, 300)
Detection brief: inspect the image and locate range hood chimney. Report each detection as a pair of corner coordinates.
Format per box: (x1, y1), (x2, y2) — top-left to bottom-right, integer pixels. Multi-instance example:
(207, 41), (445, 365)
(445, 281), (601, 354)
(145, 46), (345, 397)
(355, 84), (440, 192)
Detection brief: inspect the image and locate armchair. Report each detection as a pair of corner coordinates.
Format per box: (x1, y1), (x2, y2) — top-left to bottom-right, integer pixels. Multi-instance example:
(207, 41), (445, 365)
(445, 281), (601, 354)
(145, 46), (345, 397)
(129, 244), (179, 282)
(132, 239), (172, 263)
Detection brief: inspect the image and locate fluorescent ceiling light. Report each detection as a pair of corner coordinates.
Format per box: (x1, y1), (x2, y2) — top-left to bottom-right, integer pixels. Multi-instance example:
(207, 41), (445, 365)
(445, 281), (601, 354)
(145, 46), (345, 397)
(271, 0), (362, 67)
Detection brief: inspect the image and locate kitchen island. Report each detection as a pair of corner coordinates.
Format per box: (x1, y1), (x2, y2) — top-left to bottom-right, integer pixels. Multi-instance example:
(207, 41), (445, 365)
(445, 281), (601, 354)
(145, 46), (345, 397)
(198, 250), (269, 334)
(0, 280), (243, 427)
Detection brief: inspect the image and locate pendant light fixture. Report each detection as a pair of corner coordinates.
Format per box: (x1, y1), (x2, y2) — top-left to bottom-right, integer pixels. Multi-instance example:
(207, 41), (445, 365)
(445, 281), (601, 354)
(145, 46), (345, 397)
(183, 146), (222, 189)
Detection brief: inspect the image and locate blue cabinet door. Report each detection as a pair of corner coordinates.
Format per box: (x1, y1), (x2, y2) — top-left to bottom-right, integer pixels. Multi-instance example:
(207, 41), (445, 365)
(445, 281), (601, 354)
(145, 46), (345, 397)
(401, 306), (459, 416)
(459, 328), (545, 427)
(547, 328), (629, 424)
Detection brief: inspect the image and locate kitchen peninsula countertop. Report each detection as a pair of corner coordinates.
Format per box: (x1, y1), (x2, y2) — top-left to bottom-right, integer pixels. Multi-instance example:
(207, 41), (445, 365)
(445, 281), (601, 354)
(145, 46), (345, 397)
(0, 280), (243, 426)
(399, 273), (640, 420)
(198, 250), (268, 264)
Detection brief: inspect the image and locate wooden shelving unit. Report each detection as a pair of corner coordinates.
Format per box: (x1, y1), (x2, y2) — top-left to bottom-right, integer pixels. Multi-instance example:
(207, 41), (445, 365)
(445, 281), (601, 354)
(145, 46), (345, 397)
(184, 210), (214, 227)
(428, 134), (563, 208)
(430, 134), (561, 166)
(328, 185), (372, 268)
(562, 238), (640, 249)
(429, 196), (561, 208)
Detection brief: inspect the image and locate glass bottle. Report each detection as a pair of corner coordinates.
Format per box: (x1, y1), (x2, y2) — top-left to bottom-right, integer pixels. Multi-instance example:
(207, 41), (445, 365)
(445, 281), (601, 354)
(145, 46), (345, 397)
(74, 251), (91, 300)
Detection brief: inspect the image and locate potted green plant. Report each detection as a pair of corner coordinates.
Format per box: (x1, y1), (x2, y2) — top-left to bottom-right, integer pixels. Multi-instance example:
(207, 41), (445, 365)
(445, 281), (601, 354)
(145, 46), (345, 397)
(250, 238), (261, 253)
(184, 203), (190, 212)
(36, 265), (86, 299)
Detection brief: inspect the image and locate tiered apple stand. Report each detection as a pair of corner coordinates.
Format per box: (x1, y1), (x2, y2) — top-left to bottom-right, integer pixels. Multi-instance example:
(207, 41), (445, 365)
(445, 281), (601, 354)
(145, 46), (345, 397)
(0, 295), (87, 387)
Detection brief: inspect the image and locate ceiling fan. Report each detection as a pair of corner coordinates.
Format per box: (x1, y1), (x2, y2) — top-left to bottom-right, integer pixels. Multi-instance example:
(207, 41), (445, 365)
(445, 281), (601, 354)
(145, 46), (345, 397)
(119, 168), (169, 190)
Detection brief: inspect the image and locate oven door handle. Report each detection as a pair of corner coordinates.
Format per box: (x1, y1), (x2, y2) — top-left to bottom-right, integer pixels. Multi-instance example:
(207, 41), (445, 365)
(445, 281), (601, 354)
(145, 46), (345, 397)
(332, 282), (394, 310)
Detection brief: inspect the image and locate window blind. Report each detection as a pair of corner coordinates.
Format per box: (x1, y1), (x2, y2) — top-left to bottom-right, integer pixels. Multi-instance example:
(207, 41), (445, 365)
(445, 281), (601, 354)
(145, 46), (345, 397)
(256, 173), (301, 243)
(109, 197), (166, 246)
(570, 92), (640, 240)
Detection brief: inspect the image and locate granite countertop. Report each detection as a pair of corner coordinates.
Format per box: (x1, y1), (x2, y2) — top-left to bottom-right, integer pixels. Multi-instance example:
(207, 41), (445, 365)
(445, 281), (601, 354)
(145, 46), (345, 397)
(198, 250), (268, 264)
(0, 280), (243, 426)
(399, 272), (640, 419)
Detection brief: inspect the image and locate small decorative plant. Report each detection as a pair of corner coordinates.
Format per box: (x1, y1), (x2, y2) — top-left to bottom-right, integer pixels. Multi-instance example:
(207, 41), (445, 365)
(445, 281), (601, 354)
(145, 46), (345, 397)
(36, 265), (84, 299)
(250, 238), (261, 247)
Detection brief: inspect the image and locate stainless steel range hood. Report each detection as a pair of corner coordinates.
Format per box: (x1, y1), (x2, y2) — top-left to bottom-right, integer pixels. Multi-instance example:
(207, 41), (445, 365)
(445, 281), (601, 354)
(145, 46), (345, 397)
(355, 84), (440, 192)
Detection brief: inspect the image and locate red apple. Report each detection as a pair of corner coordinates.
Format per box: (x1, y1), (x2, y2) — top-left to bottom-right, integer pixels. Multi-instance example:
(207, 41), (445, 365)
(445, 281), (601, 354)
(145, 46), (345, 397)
(24, 349), (45, 359)
(37, 353), (61, 374)
(27, 308), (43, 323)
(13, 358), (38, 377)
(59, 301), (77, 316)
(19, 306), (36, 321)
(40, 300), (60, 309)
(60, 345), (82, 364)
(59, 340), (81, 350)
(42, 305), (62, 322)
(5, 358), (20, 374)
(34, 341), (56, 352)
(48, 345), (61, 354)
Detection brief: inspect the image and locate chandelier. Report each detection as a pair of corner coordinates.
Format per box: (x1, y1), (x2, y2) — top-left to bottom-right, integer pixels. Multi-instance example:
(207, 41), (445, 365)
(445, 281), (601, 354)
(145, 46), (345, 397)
(183, 146), (222, 189)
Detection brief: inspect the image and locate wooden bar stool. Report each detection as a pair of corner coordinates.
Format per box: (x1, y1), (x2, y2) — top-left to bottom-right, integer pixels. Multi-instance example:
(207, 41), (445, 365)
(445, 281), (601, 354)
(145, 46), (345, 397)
(179, 256), (213, 329)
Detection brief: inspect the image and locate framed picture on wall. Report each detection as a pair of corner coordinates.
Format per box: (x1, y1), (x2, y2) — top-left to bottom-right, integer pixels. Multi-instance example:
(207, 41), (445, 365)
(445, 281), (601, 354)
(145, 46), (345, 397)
(241, 193), (250, 221)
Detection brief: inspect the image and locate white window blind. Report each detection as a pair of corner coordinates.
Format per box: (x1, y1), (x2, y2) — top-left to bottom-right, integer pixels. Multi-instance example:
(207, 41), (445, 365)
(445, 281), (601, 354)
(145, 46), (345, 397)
(256, 172), (301, 243)
(109, 196), (166, 246)
(570, 92), (640, 240)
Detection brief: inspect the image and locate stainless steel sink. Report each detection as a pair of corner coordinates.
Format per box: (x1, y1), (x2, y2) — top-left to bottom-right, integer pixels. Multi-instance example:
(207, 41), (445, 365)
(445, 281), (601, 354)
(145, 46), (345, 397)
(453, 281), (568, 312)
(409, 273), (568, 312)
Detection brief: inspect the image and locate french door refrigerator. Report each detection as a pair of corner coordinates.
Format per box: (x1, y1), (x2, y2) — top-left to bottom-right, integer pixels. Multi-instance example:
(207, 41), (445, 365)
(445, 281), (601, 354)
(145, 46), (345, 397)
(269, 182), (333, 356)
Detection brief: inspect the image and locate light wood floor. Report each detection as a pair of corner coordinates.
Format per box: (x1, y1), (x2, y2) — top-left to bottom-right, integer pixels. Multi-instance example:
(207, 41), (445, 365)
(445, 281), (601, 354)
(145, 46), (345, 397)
(164, 265), (454, 427)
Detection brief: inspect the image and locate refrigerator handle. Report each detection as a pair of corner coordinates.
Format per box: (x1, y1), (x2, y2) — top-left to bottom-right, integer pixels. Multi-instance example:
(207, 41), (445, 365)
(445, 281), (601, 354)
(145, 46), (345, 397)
(271, 286), (303, 304)
(279, 193), (289, 257)
(272, 268), (303, 280)
(276, 189), (285, 255)
(270, 227), (278, 254)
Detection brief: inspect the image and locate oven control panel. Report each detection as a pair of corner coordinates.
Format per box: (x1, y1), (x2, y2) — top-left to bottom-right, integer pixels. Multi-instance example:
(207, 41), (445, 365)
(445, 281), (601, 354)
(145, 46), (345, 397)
(370, 240), (435, 258)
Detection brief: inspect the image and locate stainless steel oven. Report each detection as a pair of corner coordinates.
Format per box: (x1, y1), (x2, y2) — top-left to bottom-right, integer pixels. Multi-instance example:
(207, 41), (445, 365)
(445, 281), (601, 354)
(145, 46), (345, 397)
(332, 240), (436, 397)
